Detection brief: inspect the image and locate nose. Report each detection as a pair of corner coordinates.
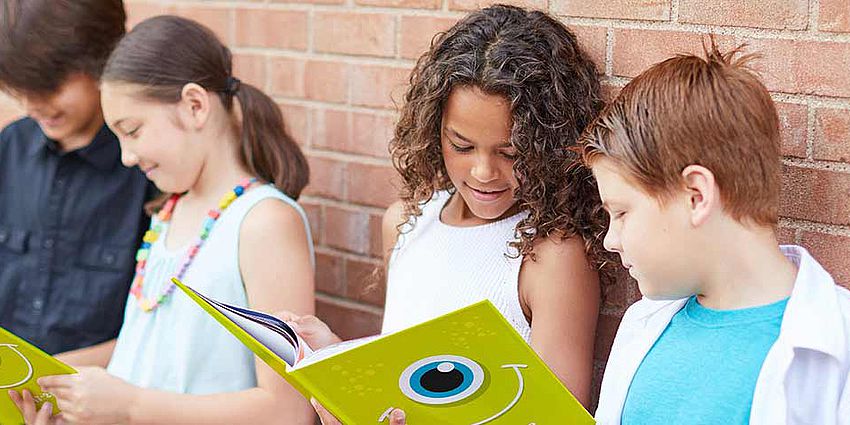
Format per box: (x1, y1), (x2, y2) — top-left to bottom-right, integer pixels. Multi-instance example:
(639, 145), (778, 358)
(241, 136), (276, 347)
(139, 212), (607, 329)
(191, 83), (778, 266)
(120, 147), (139, 168)
(470, 154), (498, 183)
(603, 227), (621, 253)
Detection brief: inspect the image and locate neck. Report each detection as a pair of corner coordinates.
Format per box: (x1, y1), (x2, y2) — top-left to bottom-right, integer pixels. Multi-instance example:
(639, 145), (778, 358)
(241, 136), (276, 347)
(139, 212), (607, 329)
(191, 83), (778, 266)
(56, 113), (105, 152)
(184, 125), (253, 202)
(695, 222), (797, 310)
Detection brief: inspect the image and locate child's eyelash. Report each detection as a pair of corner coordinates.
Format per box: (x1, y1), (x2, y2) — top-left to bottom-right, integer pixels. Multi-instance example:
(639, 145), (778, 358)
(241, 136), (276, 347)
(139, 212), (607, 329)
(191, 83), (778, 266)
(450, 142), (472, 153)
(127, 127), (141, 137)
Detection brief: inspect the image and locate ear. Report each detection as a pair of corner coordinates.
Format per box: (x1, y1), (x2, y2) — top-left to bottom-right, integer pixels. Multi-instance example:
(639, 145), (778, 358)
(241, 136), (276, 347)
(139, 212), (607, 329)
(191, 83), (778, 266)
(177, 83), (211, 131)
(680, 165), (718, 227)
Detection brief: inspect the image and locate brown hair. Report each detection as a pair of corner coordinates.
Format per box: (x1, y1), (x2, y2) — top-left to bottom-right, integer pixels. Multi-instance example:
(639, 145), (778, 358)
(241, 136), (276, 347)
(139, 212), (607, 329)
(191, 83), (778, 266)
(102, 15), (308, 199)
(393, 4), (608, 267)
(580, 39), (781, 226)
(0, 0), (126, 94)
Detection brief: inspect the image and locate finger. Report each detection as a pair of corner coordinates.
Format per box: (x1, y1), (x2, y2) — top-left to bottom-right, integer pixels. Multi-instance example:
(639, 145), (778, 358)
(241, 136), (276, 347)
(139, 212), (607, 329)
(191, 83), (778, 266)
(34, 402), (52, 425)
(274, 310), (300, 322)
(22, 390), (40, 421)
(9, 390), (22, 409)
(311, 398), (341, 425)
(390, 409), (406, 425)
(48, 388), (76, 405)
(37, 375), (72, 390)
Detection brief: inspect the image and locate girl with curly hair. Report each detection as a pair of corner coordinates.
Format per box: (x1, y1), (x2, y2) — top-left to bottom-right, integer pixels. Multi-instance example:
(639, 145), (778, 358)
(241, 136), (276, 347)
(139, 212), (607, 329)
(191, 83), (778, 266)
(290, 5), (609, 421)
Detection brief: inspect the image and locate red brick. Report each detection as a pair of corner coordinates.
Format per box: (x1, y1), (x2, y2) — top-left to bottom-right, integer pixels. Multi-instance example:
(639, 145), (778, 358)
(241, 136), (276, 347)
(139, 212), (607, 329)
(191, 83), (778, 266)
(268, 57), (306, 98)
(315, 253), (345, 296)
(569, 25), (608, 74)
(233, 54), (266, 90)
(777, 103), (808, 159)
(820, 0), (850, 33)
(300, 201), (323, 244)
(350, 65), (411, 109)
(369, 214), (386, 258)
(312, 109), (349, 152)
(745, 38), (850, 98)
(313, 110), (393, 158)
(679, 0), (808, 30)
(125, 3), (169, 29)
(314, 12), (396, 57)
(449, 0), (548, 11)
(172, 5), (232, 44)
(235, 9), (308, 50)
(814, 108), (850, 162)
(399, 16), (458, 60)
(325, 207), (373, 254)
(272, 0), (343, 4)
(345, 258), (386, 306)
(780, 165), (850, 226)
(346, 163), (398, 208)
(777, 226), (797, 245)
(304, 61), (350, 104)
(316, 299), (383, 340)
(279, 103), (310, 148)
(303, 156), (345, 200)
(552, 0), (670, 21)
(601, 267), (635, 310)
(352, 113), (395, 158)
(612, 30), (736, 78)
(356, 0), (440, 8)
(800, 232), (850, 288)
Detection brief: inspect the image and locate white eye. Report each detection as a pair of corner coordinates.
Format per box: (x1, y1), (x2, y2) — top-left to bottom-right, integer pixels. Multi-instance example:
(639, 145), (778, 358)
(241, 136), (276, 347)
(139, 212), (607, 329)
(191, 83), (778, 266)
(398, 355), (485, 405)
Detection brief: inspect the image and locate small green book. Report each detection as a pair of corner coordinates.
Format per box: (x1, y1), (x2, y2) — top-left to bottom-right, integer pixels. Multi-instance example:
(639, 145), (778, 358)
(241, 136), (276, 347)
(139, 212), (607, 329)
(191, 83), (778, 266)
(173, 277), (594, 424)
(0, 327), (76, 424)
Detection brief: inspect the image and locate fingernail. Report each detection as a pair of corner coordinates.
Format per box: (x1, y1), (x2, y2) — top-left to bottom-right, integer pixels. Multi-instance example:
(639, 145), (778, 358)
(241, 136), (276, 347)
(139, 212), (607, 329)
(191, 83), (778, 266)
(310, 397), (318, 408)
(42, 402), (52, 411)
(392, 409), (405, 420)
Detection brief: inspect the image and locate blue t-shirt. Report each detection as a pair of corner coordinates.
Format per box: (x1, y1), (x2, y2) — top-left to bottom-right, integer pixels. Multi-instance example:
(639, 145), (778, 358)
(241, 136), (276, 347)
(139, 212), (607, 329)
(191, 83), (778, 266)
(621, 296), (788, 425)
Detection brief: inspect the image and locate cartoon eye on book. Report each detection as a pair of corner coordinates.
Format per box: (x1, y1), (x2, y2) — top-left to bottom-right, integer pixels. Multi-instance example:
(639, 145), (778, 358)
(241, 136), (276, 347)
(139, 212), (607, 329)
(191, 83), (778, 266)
(0, 344), (34, 389)
(388, 354), (529, 424)
(174, 278), (595, 424)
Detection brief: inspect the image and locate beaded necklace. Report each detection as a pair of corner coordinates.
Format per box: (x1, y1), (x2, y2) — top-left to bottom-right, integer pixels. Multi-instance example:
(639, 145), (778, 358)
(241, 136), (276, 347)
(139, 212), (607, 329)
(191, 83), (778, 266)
(130, 177), (257, 312)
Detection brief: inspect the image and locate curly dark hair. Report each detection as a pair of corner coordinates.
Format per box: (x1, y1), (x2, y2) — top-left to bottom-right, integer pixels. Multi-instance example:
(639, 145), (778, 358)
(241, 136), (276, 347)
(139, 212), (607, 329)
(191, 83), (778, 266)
(391, 4), (609, 270)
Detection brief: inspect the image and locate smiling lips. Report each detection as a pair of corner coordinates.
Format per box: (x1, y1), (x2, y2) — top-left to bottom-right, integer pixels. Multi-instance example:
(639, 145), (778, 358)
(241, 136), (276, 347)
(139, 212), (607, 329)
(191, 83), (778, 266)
(467, 184), (509, 202)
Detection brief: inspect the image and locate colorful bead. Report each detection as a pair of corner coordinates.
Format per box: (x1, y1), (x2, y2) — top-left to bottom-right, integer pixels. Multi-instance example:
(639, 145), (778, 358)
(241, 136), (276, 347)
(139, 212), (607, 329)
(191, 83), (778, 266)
(130, 178), (257, 313)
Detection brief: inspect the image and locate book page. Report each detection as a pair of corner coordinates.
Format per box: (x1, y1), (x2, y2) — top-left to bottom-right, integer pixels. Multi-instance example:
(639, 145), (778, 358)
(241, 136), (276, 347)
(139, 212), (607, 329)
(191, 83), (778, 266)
(294, 334), (384, 370)
(186, 286), (310, 366)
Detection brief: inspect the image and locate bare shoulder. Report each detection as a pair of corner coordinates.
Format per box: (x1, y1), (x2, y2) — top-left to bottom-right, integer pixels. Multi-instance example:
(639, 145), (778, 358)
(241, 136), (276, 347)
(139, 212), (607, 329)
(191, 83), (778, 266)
(240, 197), (308, 245)
(524, 233), (593, 275)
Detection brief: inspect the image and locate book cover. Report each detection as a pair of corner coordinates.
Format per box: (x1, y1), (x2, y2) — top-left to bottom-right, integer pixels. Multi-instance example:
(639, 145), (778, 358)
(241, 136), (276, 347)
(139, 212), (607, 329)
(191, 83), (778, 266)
(0, 327), (76, 424)
(173, 278), (594, 424)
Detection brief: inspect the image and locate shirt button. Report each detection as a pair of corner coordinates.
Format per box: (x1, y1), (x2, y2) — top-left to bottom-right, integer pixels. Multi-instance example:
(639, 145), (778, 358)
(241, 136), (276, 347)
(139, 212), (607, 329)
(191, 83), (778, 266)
(32, 297), (44, 311)
(43, 238), (55, 249)
(55, 179), (65, 188)
(0, 230), (7, 243)
(102, 253), (115, 265)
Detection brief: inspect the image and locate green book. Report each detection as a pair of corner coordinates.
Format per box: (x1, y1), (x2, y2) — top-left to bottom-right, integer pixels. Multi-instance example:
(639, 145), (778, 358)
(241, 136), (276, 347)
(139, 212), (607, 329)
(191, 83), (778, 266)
(0, 327), (76, 424)
(173, 277), (594, 424)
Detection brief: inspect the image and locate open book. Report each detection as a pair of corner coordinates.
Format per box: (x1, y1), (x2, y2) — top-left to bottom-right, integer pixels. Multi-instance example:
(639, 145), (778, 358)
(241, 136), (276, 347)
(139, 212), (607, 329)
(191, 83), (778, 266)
(174, 278), (594, 424)
(0, 327), (76, 424)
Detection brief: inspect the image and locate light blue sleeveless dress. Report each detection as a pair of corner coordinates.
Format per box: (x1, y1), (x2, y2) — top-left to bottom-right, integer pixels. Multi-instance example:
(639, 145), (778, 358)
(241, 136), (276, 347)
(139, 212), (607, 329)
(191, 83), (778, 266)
(107, 184), (313, 394)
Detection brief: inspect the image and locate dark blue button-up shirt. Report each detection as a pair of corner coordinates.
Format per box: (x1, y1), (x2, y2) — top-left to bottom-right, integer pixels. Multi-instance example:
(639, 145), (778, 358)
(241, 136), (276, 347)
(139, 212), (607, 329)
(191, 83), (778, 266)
(0, 117), (153, 354)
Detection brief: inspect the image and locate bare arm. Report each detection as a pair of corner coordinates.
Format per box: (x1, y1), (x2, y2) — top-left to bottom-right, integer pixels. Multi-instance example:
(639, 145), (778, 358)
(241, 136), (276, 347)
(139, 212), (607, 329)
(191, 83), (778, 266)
(54, 339), (116, 368)
(518, 235), (600, 409)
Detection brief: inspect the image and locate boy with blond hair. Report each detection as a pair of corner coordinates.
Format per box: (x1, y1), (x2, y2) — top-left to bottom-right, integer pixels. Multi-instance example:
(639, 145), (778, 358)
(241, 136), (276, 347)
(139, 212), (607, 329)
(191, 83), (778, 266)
(583, 44), (850, 424)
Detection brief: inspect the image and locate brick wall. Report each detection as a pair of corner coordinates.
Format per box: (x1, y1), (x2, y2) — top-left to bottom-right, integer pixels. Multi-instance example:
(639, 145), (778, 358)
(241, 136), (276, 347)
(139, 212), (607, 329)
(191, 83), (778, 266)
(1, 0), (848, 408)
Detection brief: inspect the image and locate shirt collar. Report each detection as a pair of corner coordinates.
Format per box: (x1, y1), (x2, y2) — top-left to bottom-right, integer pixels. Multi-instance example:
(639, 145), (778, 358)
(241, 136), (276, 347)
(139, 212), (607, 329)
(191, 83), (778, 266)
(779, 245), (847, 364)
(28, 123), (120, 172)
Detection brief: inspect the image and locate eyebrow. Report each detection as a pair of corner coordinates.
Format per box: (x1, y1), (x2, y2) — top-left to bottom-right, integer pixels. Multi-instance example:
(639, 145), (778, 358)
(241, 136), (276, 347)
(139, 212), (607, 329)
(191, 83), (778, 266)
(445, 126), (512, 148)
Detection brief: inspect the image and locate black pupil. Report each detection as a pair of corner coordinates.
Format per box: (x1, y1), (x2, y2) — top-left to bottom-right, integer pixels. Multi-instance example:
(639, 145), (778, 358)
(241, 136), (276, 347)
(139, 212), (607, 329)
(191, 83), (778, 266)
(420, 365), (464, 393)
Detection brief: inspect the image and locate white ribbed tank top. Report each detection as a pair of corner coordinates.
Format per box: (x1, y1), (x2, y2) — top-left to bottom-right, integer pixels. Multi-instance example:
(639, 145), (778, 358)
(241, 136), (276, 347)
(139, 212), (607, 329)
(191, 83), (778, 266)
(107, 184), (314, 394)
(381, 190), (532, 342)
